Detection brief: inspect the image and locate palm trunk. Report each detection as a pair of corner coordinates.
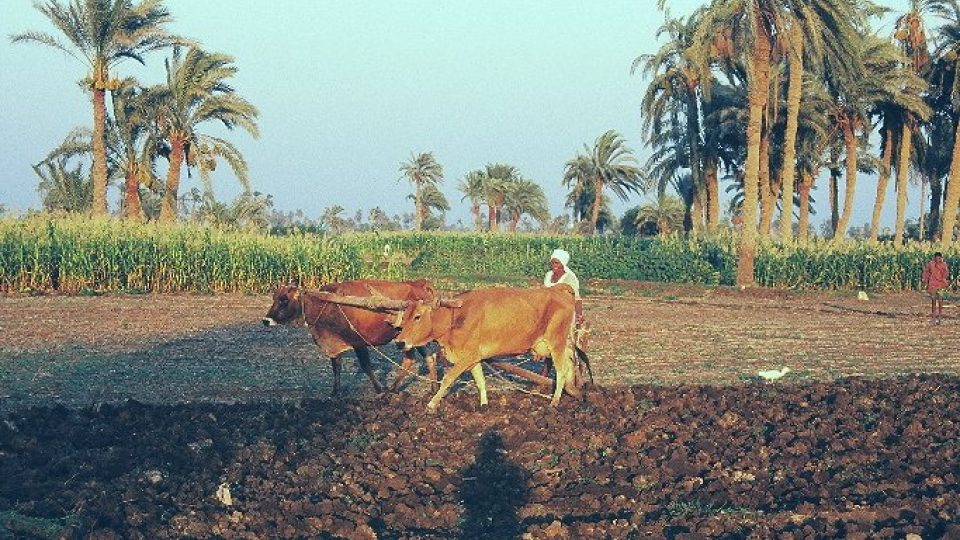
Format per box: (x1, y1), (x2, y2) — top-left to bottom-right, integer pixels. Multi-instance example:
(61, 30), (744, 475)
(758, 127), (775, 237)
(489, 197), (502, 233)
(590, 177), (603, 235)
(833, 121), (859, 242)
(894, 121), (912, 245)
(939, 120), (960, 246)
(414, 188), (423, 231)
(929, 175), (943, 241)
(159, 137), (185, 223)
(705, 155), (719, 230)
(869, 125), (894, 243)
(919, 175), (926, 241)
(92, 88), (109, 215)
(471, 202), (482, 231)
(737, 22), (771, 287)
(686, 88), (704, 233)
(798, 171), (813, 243)
(692, 191), (703, 234)
(779, 25), (803, 244)
(123, 165), (142, 220)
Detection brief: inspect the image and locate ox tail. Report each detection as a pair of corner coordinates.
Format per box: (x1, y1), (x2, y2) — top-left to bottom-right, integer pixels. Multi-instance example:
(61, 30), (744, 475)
(575, 346), (594, 385)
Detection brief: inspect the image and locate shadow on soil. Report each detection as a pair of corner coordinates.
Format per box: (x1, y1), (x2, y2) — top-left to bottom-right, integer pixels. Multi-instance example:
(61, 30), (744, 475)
(0, 321), (423, 412)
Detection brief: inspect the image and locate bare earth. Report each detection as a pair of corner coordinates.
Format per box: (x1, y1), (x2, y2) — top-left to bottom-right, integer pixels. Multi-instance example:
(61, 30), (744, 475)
(0, 284), (956, 408)
(1, 284), (959, 538)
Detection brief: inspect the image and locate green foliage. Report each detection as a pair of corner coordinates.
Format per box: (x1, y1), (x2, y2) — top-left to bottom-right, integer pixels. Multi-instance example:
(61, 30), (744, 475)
(0, 217), (957, 293)
(0, 216), (357, 293)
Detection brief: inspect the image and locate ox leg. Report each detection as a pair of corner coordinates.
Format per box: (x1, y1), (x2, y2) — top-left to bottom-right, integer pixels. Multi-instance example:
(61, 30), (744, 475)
(427, 356), (478, 412)
(354, 347), (385, 393)
(424, 350), (440, 391)
(549, 347), (579, 406)
(388, 352), (416, 392)
(469, 363), (488, 408)
(330, 356), (343, 396)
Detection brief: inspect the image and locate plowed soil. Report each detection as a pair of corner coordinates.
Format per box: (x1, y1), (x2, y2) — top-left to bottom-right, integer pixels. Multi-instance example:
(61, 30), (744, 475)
(1, 284), (959, 538)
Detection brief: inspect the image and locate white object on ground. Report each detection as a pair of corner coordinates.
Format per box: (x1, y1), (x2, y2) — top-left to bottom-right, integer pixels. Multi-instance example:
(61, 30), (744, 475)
(857, 291), (869, 301)
(216, 483), (233, 506)
(757, 367), (791, 381)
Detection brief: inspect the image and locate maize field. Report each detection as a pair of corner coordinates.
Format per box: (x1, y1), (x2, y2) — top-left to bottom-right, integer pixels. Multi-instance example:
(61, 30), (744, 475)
(0, 215), (956, 294)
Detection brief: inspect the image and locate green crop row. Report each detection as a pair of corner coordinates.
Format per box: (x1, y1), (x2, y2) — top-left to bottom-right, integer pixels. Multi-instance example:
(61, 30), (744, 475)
(0, 216), (956, 293)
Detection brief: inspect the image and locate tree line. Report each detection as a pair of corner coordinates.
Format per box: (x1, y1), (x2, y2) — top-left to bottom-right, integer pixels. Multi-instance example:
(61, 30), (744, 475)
(10, 0), (960, 289)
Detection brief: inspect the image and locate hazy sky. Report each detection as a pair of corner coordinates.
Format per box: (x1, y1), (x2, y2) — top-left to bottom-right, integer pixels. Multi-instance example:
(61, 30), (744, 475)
(1, 0), (909, 230)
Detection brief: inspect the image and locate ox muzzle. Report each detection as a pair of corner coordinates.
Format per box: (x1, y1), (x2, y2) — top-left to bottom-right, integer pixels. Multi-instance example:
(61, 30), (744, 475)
(262, 317), (277, 327)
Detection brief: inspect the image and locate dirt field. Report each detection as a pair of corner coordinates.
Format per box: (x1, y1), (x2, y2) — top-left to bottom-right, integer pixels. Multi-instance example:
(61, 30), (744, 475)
(1, 284), (959, 538)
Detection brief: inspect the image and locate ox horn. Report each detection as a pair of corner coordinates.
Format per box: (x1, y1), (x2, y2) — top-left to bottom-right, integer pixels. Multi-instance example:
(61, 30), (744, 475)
(437, 297), (463, 308)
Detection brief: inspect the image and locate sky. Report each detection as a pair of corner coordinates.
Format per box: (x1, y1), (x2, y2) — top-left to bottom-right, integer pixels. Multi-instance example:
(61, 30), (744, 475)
(0, 0), (910, 231)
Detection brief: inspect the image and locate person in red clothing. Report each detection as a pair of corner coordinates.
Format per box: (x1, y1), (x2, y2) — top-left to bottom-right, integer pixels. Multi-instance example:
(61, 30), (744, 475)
(921, 252), (950, 325)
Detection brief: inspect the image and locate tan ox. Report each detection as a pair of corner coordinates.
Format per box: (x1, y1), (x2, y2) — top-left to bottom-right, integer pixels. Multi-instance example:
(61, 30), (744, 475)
(263, 279), (437, 395)
(393, 284), (586, 412)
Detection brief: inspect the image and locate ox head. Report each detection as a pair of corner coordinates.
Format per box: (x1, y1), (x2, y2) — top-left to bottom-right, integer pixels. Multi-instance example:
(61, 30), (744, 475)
(262, 283), (303, 326)
(391, 301), (436, 352)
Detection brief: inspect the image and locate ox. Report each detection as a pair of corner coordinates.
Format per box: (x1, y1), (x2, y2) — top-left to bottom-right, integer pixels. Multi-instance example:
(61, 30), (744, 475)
(262, 279), (437, 395)
(393, 284), (588, 412)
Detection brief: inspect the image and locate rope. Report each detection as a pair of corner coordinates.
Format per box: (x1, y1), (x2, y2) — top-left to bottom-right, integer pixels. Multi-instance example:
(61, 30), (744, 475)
(333, 303), (447, 387)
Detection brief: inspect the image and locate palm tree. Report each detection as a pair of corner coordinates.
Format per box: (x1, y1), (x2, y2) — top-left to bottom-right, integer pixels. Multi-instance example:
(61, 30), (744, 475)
(458, 170), (487, 231)
(482, 163), (518, 232)
(406, 184), (450, 230)
(691, 0), (782, 285)
(637, 12), (710, 231)
(503, 179), (549, 231)
(152, 46), (260, 223)
(33, 157), (92, 213)
(929, 0), (960, 244)
(567, 130), (644, 234)
(109, 78), (157, 219)
(636, 195), (685, 236)
(12, 0), (181, 215)
(882, 1), (937, 244)
(398, 152), (444, 231)
(830, 34), (927, 242)
(773, 0), (865, 243)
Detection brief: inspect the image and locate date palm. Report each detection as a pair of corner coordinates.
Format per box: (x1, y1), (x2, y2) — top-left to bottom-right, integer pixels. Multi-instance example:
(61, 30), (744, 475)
(503, 179), (549, 232)
(877, 0), (939, 244)
(776, 0), (865, 243)
(482, 163), (518, 232)
(458, 170), (487, 231)
(152, 46), (259, 223)
(406, 184), (450, 230)
(829, 34), (928, 242)
(691, 0), (786, 285)
(636, 12), (711, 230)
(636, 194), (685, 236)
(567, 130), (644, 235)
(108, 79), (156, 219)
(399, 152), (444, 231)
(12, 0), (180, 215)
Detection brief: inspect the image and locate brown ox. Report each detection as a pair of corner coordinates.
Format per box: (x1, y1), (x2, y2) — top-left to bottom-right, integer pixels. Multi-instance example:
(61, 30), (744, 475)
(393, 284), (587, 411)
(262, 279), (437, 395)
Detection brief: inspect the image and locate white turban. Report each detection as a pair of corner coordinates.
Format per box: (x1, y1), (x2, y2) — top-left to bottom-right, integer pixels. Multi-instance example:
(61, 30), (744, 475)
(550, 248), (570, 270)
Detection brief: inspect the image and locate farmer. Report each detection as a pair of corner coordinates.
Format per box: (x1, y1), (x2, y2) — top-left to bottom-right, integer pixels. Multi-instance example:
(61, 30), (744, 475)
(921, 252), (950, 325)
(540, 248), (589, 384)
(543, 248), (584, 326)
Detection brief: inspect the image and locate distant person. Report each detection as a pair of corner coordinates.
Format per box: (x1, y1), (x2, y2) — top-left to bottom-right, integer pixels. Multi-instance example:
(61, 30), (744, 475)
(921, 252), (950, 325)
